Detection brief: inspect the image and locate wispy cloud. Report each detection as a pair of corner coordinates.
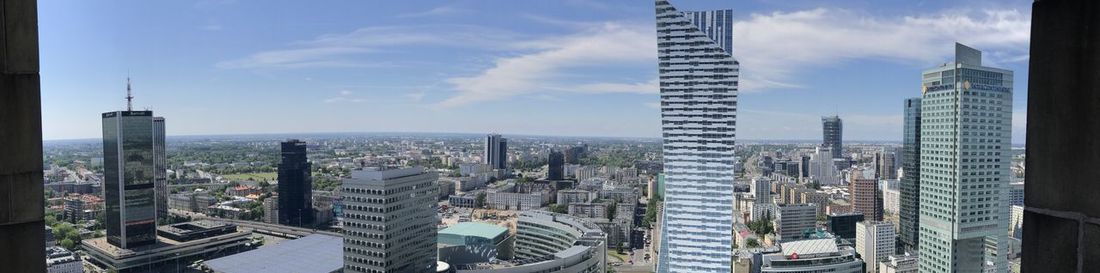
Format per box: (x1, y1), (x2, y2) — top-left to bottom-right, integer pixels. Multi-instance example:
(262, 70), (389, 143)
(438, 23), (655, 107)
(397, 6), (470, 18)
(218, 25), (520, 70)
(734, 8), (1030, 91)
(324, 90), (366, 103)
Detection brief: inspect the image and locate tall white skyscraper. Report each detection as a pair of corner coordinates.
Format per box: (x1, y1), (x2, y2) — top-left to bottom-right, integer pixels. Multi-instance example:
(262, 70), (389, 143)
(918, 43), (1012, 273)
(654, 0), (738, 272)
(856, 221), (897, 273)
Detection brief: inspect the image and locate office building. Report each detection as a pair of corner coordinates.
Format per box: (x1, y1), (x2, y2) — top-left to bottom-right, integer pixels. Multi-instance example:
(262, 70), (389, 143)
(1008, 181), (1024, 206)
(775, 204), (818, 242)
(167, 191), (217, 213)
(655, 1), (739, 271)
(759, 239), (863, 273)
(153, 116), (167, 225)
(484, 134), (508, 170)
(879, 254), (918, 273)
(507, 211), (606, 273)
(850, 169), (883, 221)
(856, 221), (896, 273)
(822, 115), (843, 158)
(564, 145), (586, 164)
(827, 213), (864, 241)
(548, 149), (564, 180)
(101, 110), (158, 249)
(876, 150), (897, 180)
(918, 43), (1012, 273)
(203, 234), (343, 273)
(343, 167), (438, 273)
(899, 97), (921, 252)
(46, 246), (82, 273)
(278, 139), (313, 227)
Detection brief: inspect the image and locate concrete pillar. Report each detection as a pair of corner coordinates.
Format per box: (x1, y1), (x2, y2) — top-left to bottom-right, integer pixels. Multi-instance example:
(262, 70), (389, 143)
(0, 0), (45, 272)
(1023, 0), (1100, 272)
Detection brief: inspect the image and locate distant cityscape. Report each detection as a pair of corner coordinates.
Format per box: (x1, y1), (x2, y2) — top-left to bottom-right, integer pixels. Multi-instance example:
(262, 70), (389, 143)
(34, 2), (1029, 273)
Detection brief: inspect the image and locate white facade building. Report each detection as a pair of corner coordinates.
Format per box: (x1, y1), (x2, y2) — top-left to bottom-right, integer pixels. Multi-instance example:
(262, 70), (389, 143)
(879, 254), (919, 273)
(46, 246), (82, 273)
(760, 239), (863, 273)
(655, 0), (739, 272)
(856, 221), (896, 273)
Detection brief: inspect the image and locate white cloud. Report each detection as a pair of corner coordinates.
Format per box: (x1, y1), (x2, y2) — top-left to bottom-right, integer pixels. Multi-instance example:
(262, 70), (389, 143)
(405, 91), (426, 102)
(439, 23), (656, 107)
(734, 8), (1030, 91)
(324, 90), (366, 103)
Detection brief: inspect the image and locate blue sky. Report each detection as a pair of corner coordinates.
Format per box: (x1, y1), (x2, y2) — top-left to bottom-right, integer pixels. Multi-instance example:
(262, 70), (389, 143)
(39, 0), (1032, 142)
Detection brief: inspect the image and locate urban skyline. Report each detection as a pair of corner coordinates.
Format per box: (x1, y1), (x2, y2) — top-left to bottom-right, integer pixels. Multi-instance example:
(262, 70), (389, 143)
(38, 0), (1032, 142)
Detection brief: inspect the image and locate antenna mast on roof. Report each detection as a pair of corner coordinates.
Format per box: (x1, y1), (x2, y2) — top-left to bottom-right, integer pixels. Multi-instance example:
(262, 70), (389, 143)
(126, 77), (134, 111)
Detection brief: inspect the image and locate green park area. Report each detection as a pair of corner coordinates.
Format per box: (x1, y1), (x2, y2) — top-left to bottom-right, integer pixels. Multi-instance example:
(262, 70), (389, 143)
(221, 172), (277, 182)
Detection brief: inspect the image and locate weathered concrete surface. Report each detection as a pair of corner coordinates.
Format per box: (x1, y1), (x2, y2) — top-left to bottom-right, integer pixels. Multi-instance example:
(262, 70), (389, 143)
(1023, 0), (1100, 272)
(0, 0), (45, 272)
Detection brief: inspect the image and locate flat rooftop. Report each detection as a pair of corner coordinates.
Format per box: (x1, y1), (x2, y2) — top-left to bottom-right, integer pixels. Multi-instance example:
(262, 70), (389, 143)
(204, 234), (343, 273)
(440, 222), (508, 240)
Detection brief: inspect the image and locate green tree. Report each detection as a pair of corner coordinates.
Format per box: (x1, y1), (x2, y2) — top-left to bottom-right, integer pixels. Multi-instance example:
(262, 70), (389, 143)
(606, 200), (618, 221)
(548, 204), (568, 214)
(60, 238), (75, 250)
(746, 238), (761, 248)
(475, 192), (487, 208)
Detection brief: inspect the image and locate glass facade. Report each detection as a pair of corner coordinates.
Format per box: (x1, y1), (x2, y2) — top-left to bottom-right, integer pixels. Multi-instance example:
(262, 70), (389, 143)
(655, 0), (738, 272)
(278, 139), (313, 227)
(101, 110), (157, 249)
(917, 44), (1012, 273)
(899, 97), (921, 252)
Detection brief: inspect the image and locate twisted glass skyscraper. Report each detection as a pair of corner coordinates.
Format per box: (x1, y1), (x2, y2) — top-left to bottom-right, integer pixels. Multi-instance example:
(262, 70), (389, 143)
(654, 1), (738, 272)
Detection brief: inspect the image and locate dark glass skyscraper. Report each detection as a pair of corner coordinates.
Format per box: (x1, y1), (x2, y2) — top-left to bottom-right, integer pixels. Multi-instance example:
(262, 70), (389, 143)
(822, 115), (843, 158)
(278, 139), (313, 227)
(153, 116), (167, 225)
(547, 150), (564, 180)
(899, 97), (921, 252)
(102, 110), (158, 249)
(484, 134), (507, 170)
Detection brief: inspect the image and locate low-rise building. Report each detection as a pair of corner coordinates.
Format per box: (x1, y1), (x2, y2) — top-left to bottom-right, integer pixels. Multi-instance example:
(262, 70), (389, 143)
(557, 190), (594, 205)
(203, 234), (343, 273)
(759, 239), (863, 273)
(46, 246), (82, 273)
(82, 221), (253, 273)
(451, 211), (605, 273)
(879, 254), (918, 273)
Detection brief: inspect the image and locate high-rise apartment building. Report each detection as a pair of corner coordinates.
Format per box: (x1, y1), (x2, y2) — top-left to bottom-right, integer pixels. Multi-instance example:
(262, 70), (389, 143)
(899, 97), (921, 252)
(153, 116), (167, 225)
(654, 1), (738, 271)
(342, 167), (438, 273)
(278, 139), (313, 227)
(918, 43), (1012, 273)
(822, 116), (843, 158)
(484, 134), (508, 170)
(752, 177), (771, 204)
(102, 110), (158, 249)
(856, 221), (896, 273)
(548, 149), (564, 180)
(850, 169), (883, 221)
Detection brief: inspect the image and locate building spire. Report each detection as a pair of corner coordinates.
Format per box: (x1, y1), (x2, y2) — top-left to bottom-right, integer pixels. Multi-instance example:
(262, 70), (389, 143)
(126, 77), (133, 111)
